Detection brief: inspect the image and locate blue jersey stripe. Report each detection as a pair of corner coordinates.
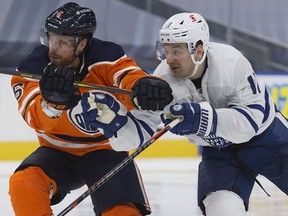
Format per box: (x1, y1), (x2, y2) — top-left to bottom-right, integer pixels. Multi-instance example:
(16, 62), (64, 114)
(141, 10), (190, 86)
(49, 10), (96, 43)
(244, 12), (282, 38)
(262, 88), (271, 123)
(233, 107), (259, 133)
(247, 88), (271, 124)
(136, 117), (155, 137)
(247, 104), (265, 114)
(127, 112), (144, 145)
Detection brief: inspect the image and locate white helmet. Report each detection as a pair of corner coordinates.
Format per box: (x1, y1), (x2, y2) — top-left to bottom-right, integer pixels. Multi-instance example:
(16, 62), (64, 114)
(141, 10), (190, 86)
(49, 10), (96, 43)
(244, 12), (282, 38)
(158, 12), (209, 56)
(157, 13), (209, 77)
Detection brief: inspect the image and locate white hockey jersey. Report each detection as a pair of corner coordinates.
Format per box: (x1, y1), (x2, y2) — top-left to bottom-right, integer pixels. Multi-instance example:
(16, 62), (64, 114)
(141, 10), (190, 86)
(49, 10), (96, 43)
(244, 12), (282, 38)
(153, 42), (276, 147)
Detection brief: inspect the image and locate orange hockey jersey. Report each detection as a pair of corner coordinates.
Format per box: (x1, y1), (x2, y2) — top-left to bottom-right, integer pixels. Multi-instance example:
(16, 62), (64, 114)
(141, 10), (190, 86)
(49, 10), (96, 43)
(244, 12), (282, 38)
(11, 38), (150, 156)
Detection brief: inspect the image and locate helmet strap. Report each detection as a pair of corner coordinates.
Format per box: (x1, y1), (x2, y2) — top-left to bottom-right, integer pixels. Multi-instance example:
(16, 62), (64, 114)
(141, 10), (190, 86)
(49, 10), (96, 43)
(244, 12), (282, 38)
(185, 52), (207, 79)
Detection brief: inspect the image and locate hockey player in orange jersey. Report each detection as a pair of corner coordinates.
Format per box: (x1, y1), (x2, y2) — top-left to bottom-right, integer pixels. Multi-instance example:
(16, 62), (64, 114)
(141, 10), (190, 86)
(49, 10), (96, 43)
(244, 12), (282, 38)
(9, 2), (173, 216)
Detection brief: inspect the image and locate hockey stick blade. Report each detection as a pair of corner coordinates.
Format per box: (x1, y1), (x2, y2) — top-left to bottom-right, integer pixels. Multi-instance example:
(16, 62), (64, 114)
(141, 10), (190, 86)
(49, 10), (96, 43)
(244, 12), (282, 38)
(0, 67), (134, 96)
(57, 118), (180, 216)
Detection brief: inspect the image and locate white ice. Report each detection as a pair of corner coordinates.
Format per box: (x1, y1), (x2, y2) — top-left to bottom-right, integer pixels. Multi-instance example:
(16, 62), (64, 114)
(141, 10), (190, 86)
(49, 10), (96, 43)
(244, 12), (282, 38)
(1, 158), (287, 216)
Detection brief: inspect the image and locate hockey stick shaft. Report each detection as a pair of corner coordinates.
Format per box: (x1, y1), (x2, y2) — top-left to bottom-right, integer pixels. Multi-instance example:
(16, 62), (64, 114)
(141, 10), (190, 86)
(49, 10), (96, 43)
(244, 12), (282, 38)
(0, 67), (134, 96)
(57, 118), (180, 216)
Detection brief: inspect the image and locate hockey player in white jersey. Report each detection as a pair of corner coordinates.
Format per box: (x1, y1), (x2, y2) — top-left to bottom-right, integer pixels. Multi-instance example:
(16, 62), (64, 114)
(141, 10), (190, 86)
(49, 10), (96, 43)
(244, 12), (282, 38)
(154, 12), (288, 216)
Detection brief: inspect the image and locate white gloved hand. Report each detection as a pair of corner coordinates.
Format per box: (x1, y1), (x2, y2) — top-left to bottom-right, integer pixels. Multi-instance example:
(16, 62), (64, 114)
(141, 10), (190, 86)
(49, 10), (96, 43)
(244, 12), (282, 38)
(81, 92), (128, 138)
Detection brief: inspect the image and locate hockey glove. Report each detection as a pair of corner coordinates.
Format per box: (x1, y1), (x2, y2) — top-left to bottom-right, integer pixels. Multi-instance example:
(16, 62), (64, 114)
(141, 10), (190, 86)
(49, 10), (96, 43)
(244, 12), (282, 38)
(132, 76), (173, 111)
(161, 102), (217, 136)
(81, 92), (128, 138)
(39, 63), (81, 110)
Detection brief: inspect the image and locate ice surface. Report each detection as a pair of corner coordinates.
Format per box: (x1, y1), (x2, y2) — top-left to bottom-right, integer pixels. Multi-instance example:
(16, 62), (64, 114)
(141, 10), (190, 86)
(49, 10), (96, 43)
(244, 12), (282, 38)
(1, 158), (287, 216)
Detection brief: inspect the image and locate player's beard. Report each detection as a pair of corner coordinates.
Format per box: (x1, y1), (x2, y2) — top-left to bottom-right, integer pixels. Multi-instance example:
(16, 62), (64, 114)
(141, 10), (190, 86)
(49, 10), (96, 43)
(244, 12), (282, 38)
(49, 51), (77, 67)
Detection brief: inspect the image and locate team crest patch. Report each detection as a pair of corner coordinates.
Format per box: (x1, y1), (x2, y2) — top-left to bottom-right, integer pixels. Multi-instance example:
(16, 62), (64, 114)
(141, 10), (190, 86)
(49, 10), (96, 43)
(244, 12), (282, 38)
(95, 93), (105, 100)
(68, 101), (99, 134)
(172, 104), (183, 111)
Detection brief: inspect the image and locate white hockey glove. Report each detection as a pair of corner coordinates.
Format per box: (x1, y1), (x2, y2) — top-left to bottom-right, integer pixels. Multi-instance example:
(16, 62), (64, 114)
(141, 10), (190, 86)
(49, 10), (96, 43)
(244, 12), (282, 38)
(81, 92), (128, 138)
(161, 102), (217, 136)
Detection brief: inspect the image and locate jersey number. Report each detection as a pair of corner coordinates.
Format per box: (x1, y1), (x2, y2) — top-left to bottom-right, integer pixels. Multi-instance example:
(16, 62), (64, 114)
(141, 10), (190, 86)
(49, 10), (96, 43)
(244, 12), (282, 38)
(13, 83), (24, 100)
(247, 74), (261, 94)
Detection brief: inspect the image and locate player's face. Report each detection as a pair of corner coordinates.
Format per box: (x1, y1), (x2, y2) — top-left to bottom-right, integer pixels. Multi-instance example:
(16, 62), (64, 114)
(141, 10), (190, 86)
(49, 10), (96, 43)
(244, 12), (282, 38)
(48, 32), (79, 67)
(163, 43), (194, 78)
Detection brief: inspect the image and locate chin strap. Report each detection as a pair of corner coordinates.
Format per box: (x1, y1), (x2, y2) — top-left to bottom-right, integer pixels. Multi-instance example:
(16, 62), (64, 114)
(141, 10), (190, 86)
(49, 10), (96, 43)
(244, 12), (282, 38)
(185, 52), (207, 79)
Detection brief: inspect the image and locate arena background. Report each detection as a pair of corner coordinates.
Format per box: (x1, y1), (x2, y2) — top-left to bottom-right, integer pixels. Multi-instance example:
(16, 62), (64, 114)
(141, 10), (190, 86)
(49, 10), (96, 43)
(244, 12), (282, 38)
(0, 0), (287, 160)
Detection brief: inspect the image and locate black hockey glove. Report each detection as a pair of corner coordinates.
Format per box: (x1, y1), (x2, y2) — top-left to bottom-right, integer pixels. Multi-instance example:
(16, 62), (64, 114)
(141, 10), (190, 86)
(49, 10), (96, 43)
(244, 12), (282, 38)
(39, 63), (81, 110)
(132, 76), (173, 111)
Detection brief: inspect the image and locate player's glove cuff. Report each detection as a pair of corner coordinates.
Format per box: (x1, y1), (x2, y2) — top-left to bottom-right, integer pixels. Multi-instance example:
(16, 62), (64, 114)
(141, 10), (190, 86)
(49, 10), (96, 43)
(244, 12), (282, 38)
(194, 102), (217, 137)
(161, 102), (217, 136)
(41, 98), (63, 118)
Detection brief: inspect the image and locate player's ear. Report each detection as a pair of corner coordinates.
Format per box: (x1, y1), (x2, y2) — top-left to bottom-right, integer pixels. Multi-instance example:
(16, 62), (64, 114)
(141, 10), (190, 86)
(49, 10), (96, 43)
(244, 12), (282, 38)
(76, 38), (88, 54)
(194, 44), (204, 59)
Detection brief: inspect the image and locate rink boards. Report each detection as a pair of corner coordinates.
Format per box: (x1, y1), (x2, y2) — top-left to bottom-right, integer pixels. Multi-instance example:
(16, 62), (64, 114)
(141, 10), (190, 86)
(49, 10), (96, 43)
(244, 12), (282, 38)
(0, 72), (287, 160)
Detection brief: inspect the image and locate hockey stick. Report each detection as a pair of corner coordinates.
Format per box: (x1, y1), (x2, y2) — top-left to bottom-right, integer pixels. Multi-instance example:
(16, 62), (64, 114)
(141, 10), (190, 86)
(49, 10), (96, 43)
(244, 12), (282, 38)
(0, 67), (134, 96)
(57, 118), (180, 216)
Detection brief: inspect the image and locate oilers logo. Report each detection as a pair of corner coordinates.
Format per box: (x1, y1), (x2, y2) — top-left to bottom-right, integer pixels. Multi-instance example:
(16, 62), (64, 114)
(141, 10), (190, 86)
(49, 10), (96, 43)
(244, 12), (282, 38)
(67, 101), (99, 134)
